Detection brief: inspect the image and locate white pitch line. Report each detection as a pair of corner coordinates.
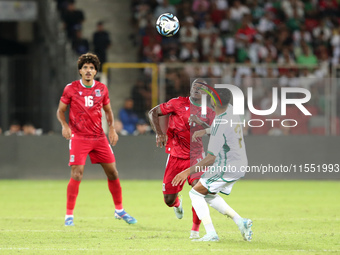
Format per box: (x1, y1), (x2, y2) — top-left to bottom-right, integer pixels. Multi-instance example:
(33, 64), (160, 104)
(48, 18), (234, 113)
(0, 229), (173, 233)
(0, 248), (339, 252)
(1, 217), (339, 221)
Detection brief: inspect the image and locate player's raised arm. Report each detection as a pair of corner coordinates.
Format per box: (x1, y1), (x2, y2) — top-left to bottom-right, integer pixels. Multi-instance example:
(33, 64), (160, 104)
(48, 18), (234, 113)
(103, 103), (118, 146)
(56, 101), (71, 140)
(148, 105), (167, 148)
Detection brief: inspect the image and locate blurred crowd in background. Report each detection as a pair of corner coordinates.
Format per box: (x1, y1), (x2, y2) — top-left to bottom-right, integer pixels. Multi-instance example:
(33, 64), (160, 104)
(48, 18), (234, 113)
(128, 0), (340, 135)
(4, 0), (337, 136)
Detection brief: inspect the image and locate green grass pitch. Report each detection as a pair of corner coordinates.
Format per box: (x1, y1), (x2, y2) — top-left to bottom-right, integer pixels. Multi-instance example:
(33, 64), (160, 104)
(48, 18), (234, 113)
(0, 180), (339, 254)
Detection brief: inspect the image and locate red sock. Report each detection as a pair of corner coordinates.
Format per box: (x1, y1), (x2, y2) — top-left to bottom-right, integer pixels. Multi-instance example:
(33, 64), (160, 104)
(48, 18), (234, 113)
(168, 196), (180, 207)
(191, 207), (201, 231)
(66, 178), (81, 215)
(108, 179), (123, 210)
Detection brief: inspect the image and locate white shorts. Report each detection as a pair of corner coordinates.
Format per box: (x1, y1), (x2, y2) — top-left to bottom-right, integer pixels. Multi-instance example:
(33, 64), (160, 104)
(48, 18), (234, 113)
(200, 173), (237, 195)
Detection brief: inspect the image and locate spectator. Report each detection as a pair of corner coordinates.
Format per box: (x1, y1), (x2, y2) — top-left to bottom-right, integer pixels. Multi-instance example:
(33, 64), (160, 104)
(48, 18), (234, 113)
(61, 1), (85, 40)
(277, 47), (296, 75)
(179, 42), (200, 62)
(331, 26), (340, 64)
(213, 0), (228, 11)
(93, 21), (111, 70)
(192, 0), (210, 23)
(258, 37), (277, 62)
(210, 1), (224, 26)
(257, 12), (276, 34)
(312, 19), (332, 43)
(279, 68), (300, 87)
(119, 98), (139, 135)
(72, 29), (89, 55)
(319, 0), (339, 18)
(154, 0), (177, 19)
(114, 119), (128, 136)
(133, 119), (151, 136)
(199, 19), (218, 39)
(201, 30), (223, 60)
(249, 34), (263, 64)
(4, 121), (22, 136)
(296, 43), (318, 65)
(179, 17), (199, 44)
(235, 15), (257, 46)
(229, 0), (250, 22)
(250, 0), (264, 25)
(293, 24), (312, 46)
(219, 9), (233, 35)
(22, 123), (42, 136)
(286, 7), (303, 32)
(143, 36), (162, 62)
(299, 68), (318, 90)
(131, 79), (151, 119)
(281, 0), (304, 19)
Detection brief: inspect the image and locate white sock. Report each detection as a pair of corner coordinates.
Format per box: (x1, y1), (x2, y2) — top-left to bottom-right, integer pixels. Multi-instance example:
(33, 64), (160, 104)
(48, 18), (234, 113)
(65, 214), (73, 220)
(189, 188), (216, 234)
(205, 193), (240, 220)
(232, 214), (242, 224)
(116, 208), (124, 213)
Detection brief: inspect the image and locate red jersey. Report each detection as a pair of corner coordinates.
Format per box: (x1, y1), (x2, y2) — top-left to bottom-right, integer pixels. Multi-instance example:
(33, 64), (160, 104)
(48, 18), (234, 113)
(160, 97), (215, 159)
(60, 79), (110, 138)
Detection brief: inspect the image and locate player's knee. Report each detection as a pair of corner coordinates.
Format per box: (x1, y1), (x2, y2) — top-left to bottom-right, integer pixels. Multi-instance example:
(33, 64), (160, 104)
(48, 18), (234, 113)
(164, 196), (176, 206)
(71, 166), (83, 181)
(107, 170), (119, 180)
(190, 179), (199, 187)
(71, 172), (83, 181)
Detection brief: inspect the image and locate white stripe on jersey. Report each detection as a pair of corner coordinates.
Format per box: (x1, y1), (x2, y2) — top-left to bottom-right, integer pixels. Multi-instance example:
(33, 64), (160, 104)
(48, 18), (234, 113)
(207, 104), (248, 167)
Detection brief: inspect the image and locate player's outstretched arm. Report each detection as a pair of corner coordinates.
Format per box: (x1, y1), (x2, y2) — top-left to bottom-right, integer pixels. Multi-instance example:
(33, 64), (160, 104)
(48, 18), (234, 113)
(103, 103), (118, 146)
(148, 105), (167, 148)
(56, 101), (71, 140)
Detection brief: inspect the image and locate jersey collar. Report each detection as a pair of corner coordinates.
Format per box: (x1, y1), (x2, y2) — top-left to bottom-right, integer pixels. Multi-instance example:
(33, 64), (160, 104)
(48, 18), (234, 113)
(189, 97), (201, 107)
(80, 79), (95, 88)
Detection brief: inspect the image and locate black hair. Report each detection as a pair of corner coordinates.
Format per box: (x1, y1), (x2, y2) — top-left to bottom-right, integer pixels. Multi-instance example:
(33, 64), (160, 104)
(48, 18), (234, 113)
(215, 88), (232, 107)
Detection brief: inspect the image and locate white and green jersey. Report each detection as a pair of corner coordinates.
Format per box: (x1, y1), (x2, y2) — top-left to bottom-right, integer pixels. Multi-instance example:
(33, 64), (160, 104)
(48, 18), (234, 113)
(206, 104), (247, 181)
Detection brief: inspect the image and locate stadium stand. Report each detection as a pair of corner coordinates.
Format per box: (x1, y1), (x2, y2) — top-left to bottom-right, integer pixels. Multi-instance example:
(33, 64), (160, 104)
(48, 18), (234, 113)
(130, 0), (339, 135)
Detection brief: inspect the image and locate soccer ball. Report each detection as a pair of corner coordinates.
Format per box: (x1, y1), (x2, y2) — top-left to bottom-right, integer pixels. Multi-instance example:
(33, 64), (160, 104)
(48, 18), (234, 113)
(156, 13), (180, 37)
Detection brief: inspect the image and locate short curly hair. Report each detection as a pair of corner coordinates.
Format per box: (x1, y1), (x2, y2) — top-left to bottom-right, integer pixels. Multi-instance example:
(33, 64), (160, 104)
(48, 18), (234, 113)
(77, 53), (100, 71)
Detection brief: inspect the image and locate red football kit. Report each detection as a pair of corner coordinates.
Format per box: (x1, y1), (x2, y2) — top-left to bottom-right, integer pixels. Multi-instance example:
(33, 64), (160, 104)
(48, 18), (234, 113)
(60, 79), (115, 165)
(159, 96), (215, 194)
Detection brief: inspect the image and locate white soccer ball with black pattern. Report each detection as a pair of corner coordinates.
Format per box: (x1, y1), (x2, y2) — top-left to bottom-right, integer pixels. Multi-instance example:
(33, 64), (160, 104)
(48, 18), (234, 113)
(156, 13), (180, 37)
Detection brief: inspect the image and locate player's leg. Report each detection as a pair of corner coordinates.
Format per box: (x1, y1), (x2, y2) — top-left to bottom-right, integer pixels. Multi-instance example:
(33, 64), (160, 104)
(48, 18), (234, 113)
(65, 165), (84, 226)
(201, 178), (253, 241)
(65, 136), (89, 226)
(90, 137), (136, 224)
(162, 156), (186, 219)
(189, 179), (201, 238)
(189, 181), (219, 241)
(100, 162), (137, 224)
(163, 193), (183, 219)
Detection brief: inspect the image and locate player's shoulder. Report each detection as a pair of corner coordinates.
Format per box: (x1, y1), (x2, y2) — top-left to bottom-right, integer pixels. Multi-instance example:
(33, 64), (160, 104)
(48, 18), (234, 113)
(94, 80), (106, 87)
(168, 96), (189, 104)
(63, 80), (79, 90)
(94, 80), (109, 91)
